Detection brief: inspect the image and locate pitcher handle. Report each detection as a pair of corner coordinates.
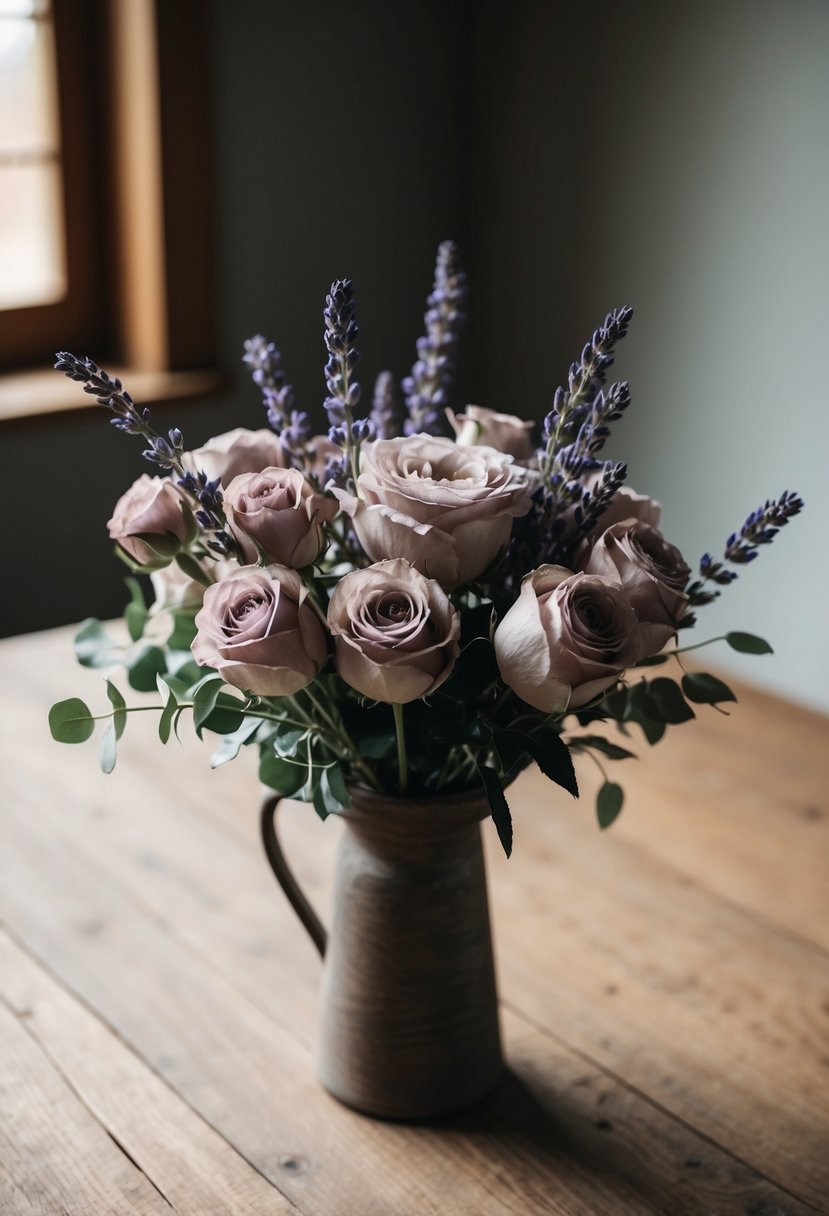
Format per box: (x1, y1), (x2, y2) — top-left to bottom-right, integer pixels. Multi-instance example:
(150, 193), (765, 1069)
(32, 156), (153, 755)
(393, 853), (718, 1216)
(260, 793), (327, 958)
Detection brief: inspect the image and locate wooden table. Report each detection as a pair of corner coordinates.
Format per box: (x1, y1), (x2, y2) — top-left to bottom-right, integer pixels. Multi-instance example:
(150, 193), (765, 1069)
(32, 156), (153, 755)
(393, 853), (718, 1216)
(2, 623), (828, 1215)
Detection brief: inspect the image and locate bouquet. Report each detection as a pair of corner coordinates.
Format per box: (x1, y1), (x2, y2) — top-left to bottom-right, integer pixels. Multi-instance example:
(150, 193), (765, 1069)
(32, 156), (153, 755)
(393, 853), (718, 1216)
(49, 243), (803, 855)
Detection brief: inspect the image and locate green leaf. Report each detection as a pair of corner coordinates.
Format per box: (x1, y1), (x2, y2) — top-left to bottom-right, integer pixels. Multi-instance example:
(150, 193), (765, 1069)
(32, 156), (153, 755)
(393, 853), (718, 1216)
(74, 618), (123, 669)
(166, 611), (198, 651)
(211, 717), (262, 767)
(312, 777), (330, 821)
(123, 576), (148, 642)
(175, 552), (212, 587)
(681, 672), (737, 705)
(597, 782), (624, 830)
(323, 763), (350, 811)
(98, 721), (117, 774)
(49, 698), (95, 744)
(156, 676), (178, 745)
(633, 652), (670, 667)
(192, 676), (224, 732)
(105, 679), (127, 739)
(127, 645), (167, 692)
(273, 728), (308, 760)
(726, 631), (773, 655)
(644, 678), (695, 725)
(570, 735), (637, 761)
(259, 750), (305, 796)
(477, 762), (513, 858)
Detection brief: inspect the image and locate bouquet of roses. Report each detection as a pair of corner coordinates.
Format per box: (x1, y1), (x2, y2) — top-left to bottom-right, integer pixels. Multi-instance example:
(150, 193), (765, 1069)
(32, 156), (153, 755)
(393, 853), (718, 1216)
(49, 243), (802, 854)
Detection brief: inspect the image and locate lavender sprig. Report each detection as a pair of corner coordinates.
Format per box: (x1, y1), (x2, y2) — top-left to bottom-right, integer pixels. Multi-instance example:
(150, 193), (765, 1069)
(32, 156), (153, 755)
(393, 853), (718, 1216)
(369, 370), (400, 440)
(54, 353), (237, 559)
(402, 241), (467, 436)
(687, 490), (804, 606)
(539, 306), (633, 476)
(323, 279), (366, 490)
(242, 334), (311, 471)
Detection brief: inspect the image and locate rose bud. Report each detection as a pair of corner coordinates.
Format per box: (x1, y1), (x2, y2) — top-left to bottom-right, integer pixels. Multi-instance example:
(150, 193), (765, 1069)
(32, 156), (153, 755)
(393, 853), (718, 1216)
(332, 435), (532, 590)
(328, 558), (460, 704)
(223, 467), (337, 567)
(494, 566), (641, 713)
(448, 404), (535, 462)
(181, 427), (287, 487)
(192, 564), (327, 696)
(107, 474), (195, 570)
(584, 520), (691, 654)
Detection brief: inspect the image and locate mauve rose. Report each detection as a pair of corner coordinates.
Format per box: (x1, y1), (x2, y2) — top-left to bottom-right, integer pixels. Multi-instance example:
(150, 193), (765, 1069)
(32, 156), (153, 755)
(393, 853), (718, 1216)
(494, 566), (641, 713)
(584, 520), (691, 654)
(107, 474), (195, 570)
(333, 435), (532, 589)
(181, 427), (286, 486)
(594, 485), (662, 532)
(223, 467), (337, 567)
(328, 559), (460, 703)
(192, 565), (327, 696)
(448, 404), (535, 462)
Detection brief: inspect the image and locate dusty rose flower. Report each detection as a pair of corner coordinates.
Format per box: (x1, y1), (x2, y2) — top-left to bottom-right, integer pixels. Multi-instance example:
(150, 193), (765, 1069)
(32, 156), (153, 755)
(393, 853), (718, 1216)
(192, 565), (327, 696)
(594, 485), (662, 532)
(448, 404), (535, 462)
(333, 435), (532, 589)
(107, 474), (195, 570)
(328, 559), (460, 703)
(149, 558), (236, 615)
(584, 520), (691, 654)
(494, 566), (641, 713)
(181, 427), (286, 486)
(223, 467), (337, 567)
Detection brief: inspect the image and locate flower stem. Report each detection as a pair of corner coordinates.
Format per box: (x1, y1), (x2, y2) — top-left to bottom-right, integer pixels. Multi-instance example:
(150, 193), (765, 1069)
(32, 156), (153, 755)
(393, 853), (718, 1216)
(393, 702), (408, 795)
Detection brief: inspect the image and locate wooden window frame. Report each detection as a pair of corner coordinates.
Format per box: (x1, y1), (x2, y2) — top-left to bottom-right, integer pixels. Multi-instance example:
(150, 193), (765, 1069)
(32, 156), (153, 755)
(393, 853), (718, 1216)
(0, 0), (218, 399)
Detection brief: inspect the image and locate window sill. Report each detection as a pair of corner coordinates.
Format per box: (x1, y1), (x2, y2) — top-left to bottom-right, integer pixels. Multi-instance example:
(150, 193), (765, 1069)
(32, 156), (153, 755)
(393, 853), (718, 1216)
(0, 366), (228, 426)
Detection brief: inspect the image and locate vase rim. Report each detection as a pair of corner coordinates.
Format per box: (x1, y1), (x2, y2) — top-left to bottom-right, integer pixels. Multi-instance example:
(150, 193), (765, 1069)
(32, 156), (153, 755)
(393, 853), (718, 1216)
(344, 782), (490, 833)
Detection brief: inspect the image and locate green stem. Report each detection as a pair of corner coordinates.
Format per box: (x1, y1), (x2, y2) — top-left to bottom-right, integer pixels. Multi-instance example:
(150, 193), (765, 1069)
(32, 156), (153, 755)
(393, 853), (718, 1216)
(299, 685), (380, 789)
(393, 702), (408, 795)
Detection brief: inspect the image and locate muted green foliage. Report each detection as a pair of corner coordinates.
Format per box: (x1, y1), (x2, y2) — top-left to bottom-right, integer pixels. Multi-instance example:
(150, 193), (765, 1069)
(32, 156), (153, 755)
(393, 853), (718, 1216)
(597, 782), (624, 829)
(49, 698), (95, 744)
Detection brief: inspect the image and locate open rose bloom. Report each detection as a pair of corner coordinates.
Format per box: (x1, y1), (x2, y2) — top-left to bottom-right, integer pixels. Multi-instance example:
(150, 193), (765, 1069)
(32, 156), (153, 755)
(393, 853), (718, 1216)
(52, 245), (802, 847)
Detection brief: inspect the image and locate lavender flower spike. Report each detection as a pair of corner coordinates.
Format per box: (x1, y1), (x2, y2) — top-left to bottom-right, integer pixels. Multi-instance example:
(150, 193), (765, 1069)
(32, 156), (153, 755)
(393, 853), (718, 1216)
(403, 240), (467, 436)
(323, 279), (364, 490)
(369, 370), (400, 440)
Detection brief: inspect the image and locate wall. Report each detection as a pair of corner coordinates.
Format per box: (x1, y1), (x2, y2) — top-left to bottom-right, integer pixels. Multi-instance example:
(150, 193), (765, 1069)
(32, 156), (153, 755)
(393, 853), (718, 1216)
(4, 0), (826, 711)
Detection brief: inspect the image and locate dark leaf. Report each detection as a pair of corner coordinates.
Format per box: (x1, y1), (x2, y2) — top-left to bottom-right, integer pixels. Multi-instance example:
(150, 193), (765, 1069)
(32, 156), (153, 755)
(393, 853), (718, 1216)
(570, 735), (637, 761)
(633, 652), (669, 667)
(644, 678), (695, 725)
(520, 731), (578, 798)
(726, 631), (773, 655)
(127, 645), (167, 692)
(259, 750), (305, 796)
(192, 675), (223, 731)
(597, 781), (624, 829)
(681, 672), (737, 705)
(477, 762), (513, 858)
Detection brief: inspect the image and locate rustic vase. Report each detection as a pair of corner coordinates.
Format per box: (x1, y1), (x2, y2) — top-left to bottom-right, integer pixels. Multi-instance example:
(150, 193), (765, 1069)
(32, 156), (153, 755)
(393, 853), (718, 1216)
(260, 785), (504, 1120)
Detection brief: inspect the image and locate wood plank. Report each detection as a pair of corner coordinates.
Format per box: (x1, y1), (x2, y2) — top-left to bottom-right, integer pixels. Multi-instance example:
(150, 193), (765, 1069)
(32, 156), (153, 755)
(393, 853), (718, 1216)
(0, 997), (172, 1216)
(1, 930), (295, 1216)
(568, 668), (829, 951)
(0, 805), (815, 1215)
(486, 764), (829, 1211)
(0, 800), (520, 1216)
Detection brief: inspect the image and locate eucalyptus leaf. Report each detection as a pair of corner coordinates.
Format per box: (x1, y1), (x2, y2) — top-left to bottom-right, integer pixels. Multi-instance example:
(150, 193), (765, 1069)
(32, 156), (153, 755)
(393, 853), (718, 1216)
(156, 677), (178, 745)
(74, 618), (123, 670)
(175, 552), (212, 587)
(123, 576), (148, 642)
(726, 631), (773, 655)
(49, 698), (95, 744)
(320, 764), (350, 815)
(259, 750), (306, 796)
(597, 781), (623, 829)
(98, 721), (117, 774)
(105, 679), (127, 740)
(273, 728), (308, 760)
(211, 717), (262, 768)
(166, 611), (198, 651)
(633, 653), (669, 667)
(681, 672), (737, 705)
(127, 645), (167, 692)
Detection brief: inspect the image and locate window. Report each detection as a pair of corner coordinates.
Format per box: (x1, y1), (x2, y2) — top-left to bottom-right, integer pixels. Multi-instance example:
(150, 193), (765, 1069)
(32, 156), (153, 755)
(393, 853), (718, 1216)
(0, 0), (218, 406)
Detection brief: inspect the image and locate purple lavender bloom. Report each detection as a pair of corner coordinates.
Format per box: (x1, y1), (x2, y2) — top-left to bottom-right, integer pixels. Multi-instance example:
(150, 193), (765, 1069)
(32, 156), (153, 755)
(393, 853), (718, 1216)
(687, 490), (804, 606)
(370, 370), (400, 440)
(322, 279), (364, 490)
(402, 241), (467, 436)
